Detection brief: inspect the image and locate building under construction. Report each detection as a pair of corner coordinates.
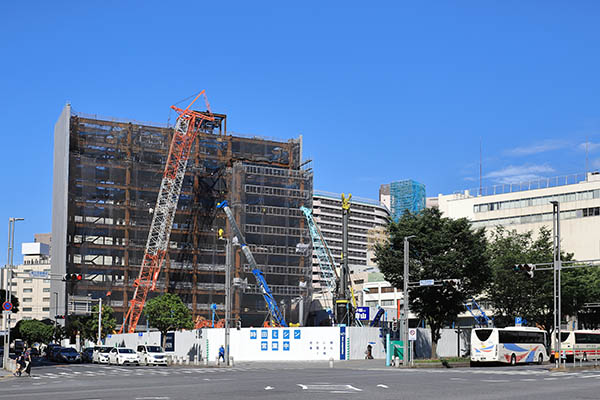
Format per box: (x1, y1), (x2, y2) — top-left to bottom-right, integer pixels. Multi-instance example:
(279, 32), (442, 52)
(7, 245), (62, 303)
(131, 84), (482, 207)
(51, 104), (313, 328)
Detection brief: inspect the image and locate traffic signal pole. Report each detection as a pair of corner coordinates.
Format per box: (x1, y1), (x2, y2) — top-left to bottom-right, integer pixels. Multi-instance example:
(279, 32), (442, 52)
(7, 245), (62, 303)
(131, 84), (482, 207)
(551, 201), (562, 368)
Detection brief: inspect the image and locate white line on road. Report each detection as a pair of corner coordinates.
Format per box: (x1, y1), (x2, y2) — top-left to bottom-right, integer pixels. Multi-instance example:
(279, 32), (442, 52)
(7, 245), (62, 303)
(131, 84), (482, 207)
(264, 386), (274, 390)
(480, 379), (510, 383)
(377, 384), (389, 388)
(135, 397), (170, 400)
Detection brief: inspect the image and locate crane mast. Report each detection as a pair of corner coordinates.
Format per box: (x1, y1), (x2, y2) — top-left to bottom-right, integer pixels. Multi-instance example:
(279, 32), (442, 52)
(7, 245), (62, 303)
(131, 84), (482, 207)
(217, 201), (287, 327)
(120, 91), (215, 333)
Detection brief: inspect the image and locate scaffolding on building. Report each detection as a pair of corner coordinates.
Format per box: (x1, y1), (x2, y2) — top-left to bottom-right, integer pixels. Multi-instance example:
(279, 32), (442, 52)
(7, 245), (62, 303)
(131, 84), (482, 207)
(389, 180), (426, 221)
(61, 107), (313, 328)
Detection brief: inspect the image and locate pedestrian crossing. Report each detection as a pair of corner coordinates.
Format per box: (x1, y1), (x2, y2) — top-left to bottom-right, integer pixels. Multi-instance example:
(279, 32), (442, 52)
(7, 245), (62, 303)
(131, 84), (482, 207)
(29, 365), (287, 381)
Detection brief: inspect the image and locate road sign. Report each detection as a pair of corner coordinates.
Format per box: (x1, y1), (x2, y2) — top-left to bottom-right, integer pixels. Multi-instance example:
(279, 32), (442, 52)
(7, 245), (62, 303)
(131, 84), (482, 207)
(2, 302), (12, 311)
(419, 279), (435, 286)
(355, 306), (370, 321)
(515, 316), (522, 326)
(29, 270), (49, 278)
(408, 328), (417, 341)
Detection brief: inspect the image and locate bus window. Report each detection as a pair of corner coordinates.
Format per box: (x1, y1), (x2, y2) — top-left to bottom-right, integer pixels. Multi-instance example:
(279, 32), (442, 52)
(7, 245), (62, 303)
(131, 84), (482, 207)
(561, 332), (571, 342)
(475, 329), (493, 341)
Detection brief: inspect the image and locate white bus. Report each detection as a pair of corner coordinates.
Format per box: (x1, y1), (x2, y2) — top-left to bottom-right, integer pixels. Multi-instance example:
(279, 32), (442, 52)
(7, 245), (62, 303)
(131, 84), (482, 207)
(550, 330), (600, 362)
(471, 326), (549, 366)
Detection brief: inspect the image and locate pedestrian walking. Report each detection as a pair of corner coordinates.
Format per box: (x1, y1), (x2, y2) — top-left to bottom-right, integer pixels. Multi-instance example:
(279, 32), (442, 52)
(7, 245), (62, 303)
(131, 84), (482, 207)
(218, 345), (225, 363)
(13, 353), (25, 376)
(24, 348), (32, 377)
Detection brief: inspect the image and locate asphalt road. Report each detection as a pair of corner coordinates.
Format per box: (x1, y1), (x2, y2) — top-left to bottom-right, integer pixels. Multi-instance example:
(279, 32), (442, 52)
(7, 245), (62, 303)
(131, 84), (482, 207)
(1, 361), (599, 400)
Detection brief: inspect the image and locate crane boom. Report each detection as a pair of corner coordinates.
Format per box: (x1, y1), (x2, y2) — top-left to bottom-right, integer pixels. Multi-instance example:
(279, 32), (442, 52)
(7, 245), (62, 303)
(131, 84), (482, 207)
(120, 91), (215, 333)
(217, 200), (287, 327)
(300, 206), (337, 293)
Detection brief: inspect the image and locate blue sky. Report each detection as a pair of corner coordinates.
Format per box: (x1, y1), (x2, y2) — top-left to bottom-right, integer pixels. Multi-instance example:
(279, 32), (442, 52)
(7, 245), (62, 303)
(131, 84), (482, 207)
(1, 1), (600, 260)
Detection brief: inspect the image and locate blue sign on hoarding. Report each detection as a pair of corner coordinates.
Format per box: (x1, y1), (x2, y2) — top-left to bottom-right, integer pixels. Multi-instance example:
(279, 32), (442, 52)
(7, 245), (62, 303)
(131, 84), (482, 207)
(261, 329), (268, 339)
(250, 330), (257, 339)
(355, 306), (370, 321)
(340, 326), (346, 360)
(294, 330), (301, 339)
(283, 330), (290, 339)
(272, 330), (278, 339)
(283, 341), (290, 351)
(272, 341), (279, 351)
(261, 341), (268, 351)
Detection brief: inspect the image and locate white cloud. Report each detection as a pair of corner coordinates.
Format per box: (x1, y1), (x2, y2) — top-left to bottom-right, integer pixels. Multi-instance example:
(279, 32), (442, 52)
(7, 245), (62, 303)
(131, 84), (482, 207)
(505, 140), (567, 156)
(485, 164), (555, 179)
(578, 141), (600, 152)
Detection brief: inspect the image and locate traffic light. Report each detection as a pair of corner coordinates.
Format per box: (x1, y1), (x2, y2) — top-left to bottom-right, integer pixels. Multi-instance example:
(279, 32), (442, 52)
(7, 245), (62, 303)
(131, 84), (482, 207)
(63, 273), (83, 282)
(513, 264), (535, 278)
(55, 315), (65, 319)
(392, 319), (398, 331)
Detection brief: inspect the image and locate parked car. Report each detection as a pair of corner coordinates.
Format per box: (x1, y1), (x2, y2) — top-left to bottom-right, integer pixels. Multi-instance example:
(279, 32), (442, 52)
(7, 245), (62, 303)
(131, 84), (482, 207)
(45, 343), (60, 359)
(49, 346), (63, 361)
(93, 346), (112, 364)
(108, 347), (139, 366)
(137, 345), (168, 366)
(56, 347), (82, 363)
(81, 347), (94, 363)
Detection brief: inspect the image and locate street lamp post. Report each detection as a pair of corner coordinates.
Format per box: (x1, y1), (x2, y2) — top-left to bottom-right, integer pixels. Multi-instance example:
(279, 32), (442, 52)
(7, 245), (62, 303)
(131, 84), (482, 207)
(402, 235), (415, 367)
(551, 201), (562, 368)
(3, 217), (23, 370)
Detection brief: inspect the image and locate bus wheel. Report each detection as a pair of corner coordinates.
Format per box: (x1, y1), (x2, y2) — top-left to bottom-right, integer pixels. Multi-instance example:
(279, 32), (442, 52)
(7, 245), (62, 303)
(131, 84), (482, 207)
(510, 354), (516, 366)
(583, 353), (588, 362)
(538, 354), (544, 365)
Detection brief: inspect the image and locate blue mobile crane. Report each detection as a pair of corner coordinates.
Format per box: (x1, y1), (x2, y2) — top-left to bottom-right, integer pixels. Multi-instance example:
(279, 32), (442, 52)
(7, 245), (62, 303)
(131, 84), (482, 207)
(217, 201), (287, 327)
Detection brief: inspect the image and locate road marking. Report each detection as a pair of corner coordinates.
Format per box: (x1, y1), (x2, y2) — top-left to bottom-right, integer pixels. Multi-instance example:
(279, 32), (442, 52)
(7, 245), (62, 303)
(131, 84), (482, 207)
(580, 374), (600, 379)
(520, 378), (537, 381)
(297, 384), (362, 392)
(481, 379), (510, 383)
(450, 378), (467, 381)
(377, 384), (389, 388)
(135, 398), (170, 400)
(544, 377), (559, 380)
(264, 386), (274, 390)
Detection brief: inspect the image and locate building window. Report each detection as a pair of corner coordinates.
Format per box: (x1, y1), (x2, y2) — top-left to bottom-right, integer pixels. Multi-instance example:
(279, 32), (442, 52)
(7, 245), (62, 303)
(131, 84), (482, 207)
(43, 297), (50, 302)
(24, 279), (32, 283)
(23, 288), (33, 293)
(42, 307), (50, 312)
(365, 301), (378, 307)
(23, 298), (32, 303)
(43, 288), (50, 292)
(381, 287), (395, 293)
(23, 307), (32, 312)
(381, 300), (395, 306)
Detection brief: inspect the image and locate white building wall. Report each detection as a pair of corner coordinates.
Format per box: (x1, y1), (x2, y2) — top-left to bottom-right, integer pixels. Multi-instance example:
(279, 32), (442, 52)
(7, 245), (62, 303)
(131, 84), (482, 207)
(438, 173), (600, 260)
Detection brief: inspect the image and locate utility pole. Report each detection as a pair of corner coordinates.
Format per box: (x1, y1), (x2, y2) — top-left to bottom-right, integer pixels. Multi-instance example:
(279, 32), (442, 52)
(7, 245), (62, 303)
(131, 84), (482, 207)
(551, 201), (562, 368)
(403, 235), (415, 366)
(336, 193), (352, 325)
(224, 237), (231, 367)
(97, 298), (102, 345)
(3, 217), (23, 371)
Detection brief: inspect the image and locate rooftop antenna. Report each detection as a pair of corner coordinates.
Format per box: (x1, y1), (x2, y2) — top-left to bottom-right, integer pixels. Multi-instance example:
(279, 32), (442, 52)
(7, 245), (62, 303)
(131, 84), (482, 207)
(479, 138), (483, 196)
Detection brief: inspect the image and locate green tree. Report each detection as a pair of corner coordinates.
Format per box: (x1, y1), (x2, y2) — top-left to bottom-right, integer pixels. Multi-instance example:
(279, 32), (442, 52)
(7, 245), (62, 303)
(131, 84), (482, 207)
(85, 305), (117, 343)
(486, 225), (599, 333)
(374, 208), (489, 358)
(18, 319), (54, 345)
(145, 293), (193, 348)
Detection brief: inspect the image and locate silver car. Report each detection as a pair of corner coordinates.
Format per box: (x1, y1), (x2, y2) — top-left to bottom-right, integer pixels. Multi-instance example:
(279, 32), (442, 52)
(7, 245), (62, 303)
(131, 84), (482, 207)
(108, 347), (139, 366)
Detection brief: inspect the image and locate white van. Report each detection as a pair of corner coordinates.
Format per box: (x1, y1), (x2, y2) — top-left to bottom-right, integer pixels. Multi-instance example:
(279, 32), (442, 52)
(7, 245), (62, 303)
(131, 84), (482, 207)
(137, 345), (168, 366)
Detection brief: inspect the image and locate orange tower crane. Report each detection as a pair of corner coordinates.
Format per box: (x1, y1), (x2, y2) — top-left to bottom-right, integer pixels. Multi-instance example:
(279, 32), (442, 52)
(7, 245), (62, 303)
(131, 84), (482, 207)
(120, 91), (214, 333)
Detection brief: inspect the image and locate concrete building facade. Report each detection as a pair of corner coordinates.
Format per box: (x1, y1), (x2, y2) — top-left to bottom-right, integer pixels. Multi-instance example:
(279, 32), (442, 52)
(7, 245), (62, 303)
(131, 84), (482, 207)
(437, 172), (600, 260)
(310, 191), (390, 292)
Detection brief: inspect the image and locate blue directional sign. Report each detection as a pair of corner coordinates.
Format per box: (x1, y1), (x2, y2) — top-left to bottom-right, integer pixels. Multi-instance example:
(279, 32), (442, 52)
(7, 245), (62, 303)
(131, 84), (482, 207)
(272, 330), (278, 339)
(355, 306), (370, 321)
(294, 330), (301, 339)
(261, 341), (268, 351)
(283, 330), (290, 339)
(272, 341), (279, 351)
(420, 279), (435, 286)
(261, 329), (268, 339)
(250, 330), (257, 339)
(283, 341), (290, 351)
